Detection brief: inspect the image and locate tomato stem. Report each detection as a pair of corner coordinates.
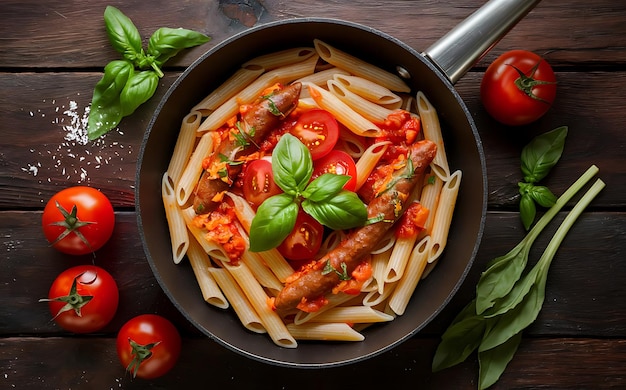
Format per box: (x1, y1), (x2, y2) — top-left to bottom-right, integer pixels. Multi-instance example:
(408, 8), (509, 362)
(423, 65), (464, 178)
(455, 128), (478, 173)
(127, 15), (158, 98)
(49, 202), (96, 252)
(509, 62), (556, 104)
(126, 338), (161, 378)
(38, 273), (94, 319)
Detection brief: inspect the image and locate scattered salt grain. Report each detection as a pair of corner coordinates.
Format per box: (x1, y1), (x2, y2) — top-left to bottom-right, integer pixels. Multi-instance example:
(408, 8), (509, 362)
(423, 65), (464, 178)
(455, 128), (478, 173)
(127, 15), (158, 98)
(22, 96), (134, 184)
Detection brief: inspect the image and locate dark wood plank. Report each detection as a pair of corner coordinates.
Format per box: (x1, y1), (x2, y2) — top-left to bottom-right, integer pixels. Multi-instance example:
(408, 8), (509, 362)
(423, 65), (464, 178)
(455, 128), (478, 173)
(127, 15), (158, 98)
(1, 0), (625, 69)
(1, 71), (624, 210)
(1, 336), (624, 389)
(2, 211), (624, 337)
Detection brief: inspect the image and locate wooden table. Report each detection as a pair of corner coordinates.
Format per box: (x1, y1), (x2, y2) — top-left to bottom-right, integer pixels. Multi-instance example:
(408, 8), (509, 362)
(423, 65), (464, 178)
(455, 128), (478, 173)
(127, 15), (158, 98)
(2, 0), (625, 388)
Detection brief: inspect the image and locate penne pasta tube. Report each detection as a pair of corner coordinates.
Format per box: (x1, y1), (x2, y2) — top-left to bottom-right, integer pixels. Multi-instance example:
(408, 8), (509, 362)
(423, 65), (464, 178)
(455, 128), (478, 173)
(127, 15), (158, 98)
(417, 91), (450, 181)
(223, 261), (297, 348)
(296, 66), (350, 86)
(181, 206), (231, 264)
(389, 236), (431, 315)
(363, 281), (398, 307)
(354, 141), (390, 191)
(293, 293), (357, 325)
(286, 322), (364, 342)
(309, 306), (394, 324)
(384, 235), (417, 284)
(306, 82), (382, 137)
(333, 74), (403, 109)
(242, 251), (284, 292)
(242, 47), (317, 70)
(191, 65), (265, 114)
(161, 172), (189, 264)
(314, 39), (411, 93)
(176, 130), (214, 206)
(361, 249), (390, 293)
(428, 170), (462, 263)
(327, 80), (393, 123)
(167, 111), (201, 186)
(419, 172), (444, 235)
(186, 236), (229, 309)
(207, 267), (266, 333)
(336, 126), (368, 159)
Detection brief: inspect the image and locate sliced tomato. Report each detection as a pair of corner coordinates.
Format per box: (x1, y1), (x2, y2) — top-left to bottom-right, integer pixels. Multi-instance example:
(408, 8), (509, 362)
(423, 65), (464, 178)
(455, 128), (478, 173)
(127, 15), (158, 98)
(242, 158), (282, 208)
(277, 211), (324, 261)
(290, 109), (339, 160)
(311, 150), (358, 192)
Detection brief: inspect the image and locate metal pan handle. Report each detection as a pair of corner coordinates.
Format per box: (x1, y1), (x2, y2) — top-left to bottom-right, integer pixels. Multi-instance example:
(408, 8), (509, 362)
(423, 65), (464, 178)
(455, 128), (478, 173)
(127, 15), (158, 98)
(423, 0), (541, 84)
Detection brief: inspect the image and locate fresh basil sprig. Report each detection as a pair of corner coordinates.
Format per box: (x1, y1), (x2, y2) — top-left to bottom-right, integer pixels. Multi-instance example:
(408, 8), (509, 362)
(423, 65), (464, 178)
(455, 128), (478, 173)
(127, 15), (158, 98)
(518, 126), (568, 229)
(249, 134), (367, 252)
(87, 6), (210, 140)
(432, 165), (604, 389)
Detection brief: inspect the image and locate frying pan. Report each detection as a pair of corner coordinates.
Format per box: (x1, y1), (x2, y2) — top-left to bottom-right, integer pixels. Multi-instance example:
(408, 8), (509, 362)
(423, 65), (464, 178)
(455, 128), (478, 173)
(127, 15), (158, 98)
(136, 0), (540, 367)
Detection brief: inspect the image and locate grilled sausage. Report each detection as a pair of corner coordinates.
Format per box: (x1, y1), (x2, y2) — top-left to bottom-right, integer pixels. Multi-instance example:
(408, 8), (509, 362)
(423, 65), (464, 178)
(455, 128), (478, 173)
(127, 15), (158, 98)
(192, 82), (302, 213)
(274, 139), (437, 312)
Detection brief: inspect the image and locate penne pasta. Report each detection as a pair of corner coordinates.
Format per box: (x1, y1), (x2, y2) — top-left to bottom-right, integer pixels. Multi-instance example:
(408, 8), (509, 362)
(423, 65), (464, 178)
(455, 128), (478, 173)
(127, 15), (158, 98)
(306, 82), (382, 137)
(207, 267), (266, 333)
(242, 47), (317, 70)
(242, 251), (284, 292)
(293, 293), (358, 325)
(176, 130), (214, 206)
(307, 306), (394, 324)
(314, 39), (410, 93)
(327, 79), (393, 123)
(428, 170), (462, 263)
(182, 206), (231, 264)
(186, 236), (229, 309)
(354, 141), (390, 191)
(417, 91), (450, 181)
(296, 66), (350, 86)
(286, 323), (364, 342)
(384, 235), (417, 284)
(333, 74), (403, 110)
(389, 236), (431, 315)
(167, 111), (201, 186)
(161, 172), (189, 264)
(191, 65), (265, 114)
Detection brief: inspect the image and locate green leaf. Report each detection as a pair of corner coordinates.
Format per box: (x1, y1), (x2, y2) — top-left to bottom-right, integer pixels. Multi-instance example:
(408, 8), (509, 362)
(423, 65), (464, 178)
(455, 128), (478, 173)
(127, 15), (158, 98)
(302, 191), (367, 230)
(249, 193), (299, 252)
(519, 192), (536, 231)
(432, 300), (486, 372)
(520, 126), (568, 183)
(478, 331), (522, 390)
(119, 70), (159, 116)
(87, 60), (134, 140)
(272, 134), (313, 195)
(303, 173), (350, 202)
(529, 185), (557, 208)
(103, 6), (142, 62)
(148, 27), (210, 66)
(483, 265), (542, 318)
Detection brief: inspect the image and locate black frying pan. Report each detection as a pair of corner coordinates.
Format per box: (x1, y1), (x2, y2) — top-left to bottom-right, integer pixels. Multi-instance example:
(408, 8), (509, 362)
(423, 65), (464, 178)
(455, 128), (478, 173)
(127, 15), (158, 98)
(136, 0), (539, 367)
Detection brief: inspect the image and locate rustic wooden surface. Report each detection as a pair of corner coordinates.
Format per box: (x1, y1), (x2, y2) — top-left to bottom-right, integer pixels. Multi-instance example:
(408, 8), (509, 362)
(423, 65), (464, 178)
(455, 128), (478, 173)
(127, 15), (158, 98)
(1, 0), (625, 388)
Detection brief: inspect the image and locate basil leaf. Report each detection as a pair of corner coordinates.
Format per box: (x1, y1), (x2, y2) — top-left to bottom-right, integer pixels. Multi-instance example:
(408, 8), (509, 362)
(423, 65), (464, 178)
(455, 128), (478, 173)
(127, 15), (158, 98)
(87, 60), (134, 140)
(520, 126), (568, 183)
(120, 70), (159, 116)
(272, 134), (313, 195)
(148, 27), (211, 67)
(519, 193), (536, 231)
(529, 185), (557, 208)
(478, 331), (522, 390)
(432, 300), (486, 372)
(249, 193), (299, 252)
(302, 173), (350, 202)
(104, 6), (142, 62)
(302, 191), (367, 230)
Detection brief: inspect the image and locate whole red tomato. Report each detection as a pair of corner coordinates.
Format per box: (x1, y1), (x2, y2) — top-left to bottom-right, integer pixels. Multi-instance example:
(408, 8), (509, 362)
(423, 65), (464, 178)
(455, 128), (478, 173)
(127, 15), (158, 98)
(480, 50), (557, 126)
(40, 265), (119, 333)
(116, 314), (182, 379)
(42, 186), (115, 255)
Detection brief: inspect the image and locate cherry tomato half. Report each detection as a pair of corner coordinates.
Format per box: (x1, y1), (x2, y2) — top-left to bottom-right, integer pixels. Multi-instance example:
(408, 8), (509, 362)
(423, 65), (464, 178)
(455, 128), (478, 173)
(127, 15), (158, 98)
(116, 314), (182, 379)
(242, 158), (282, 208)
(290, 109), (339, 160)
(311, 150), (358, 192)
(277, 211), (324, 261)
(41, 265), (119, 333)
(480, 50), (557, 126)
(42, 186), (115, 255)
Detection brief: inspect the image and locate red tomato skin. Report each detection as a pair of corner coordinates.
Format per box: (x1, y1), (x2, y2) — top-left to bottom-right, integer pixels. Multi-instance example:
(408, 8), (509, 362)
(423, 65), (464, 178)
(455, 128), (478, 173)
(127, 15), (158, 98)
(290, 109), (339, 160)
(480, 50), (556, 126)
(42, 186), (115, 255)
(277, 211), (324, 261)
(241, 159), (282, 208)
(46, 265), (119, 333)
(311, 150), (358, 192)
(116, 314), (182, 379)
